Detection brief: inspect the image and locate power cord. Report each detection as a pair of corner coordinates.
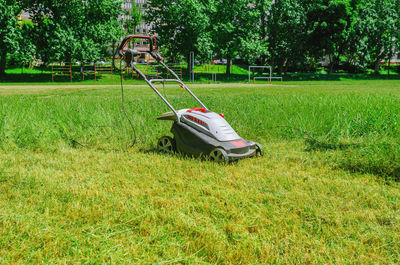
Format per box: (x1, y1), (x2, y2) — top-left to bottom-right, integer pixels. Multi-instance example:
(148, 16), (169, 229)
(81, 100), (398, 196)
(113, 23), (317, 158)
(120, 59), (137, 147)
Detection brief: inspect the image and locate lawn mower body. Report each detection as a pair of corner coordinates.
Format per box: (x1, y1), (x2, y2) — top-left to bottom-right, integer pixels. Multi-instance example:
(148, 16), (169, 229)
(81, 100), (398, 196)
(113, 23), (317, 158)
(116, 35), (262, 161)
(158, 108), (260, 160)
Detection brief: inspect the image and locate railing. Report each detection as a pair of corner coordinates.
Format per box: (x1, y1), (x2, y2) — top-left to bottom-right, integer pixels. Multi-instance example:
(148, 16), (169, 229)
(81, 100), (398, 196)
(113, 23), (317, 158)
(82, 63), (113, 82)
(51, 62), (72, 82)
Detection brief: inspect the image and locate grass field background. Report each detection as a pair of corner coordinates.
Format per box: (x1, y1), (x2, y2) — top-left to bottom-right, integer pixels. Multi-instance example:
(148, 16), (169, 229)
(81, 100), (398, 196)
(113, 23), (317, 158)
(2, 64), (400, 85)
(1, 80), (400, 263)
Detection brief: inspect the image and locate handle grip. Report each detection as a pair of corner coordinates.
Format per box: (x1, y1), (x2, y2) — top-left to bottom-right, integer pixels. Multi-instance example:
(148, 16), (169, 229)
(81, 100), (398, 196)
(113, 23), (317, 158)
(186, 108), (207, 113)
(116, 35), (157, 57)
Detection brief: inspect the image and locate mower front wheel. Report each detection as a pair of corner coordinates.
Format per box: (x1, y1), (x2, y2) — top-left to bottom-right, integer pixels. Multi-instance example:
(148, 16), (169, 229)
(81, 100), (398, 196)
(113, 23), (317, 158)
(157, 136), (176, 154)
(209, 148), (228, 163)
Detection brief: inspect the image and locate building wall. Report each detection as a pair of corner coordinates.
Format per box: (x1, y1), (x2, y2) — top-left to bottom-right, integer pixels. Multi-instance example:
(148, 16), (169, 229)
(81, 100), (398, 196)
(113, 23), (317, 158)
(121, 0), (151, 36)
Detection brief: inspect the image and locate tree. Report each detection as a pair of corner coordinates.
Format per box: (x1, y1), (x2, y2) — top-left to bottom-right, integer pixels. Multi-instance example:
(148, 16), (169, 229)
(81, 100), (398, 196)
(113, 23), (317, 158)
(305, 0), (353, 73)
(115, 3), (142, 68)
(146, 0), (211, 74)
(0, 0), (22, 76)
(352, 0), (399, 74)
(251, 0), (271, 65)
(396, 0), (400, 67)
(23, 0), (124, 64)
(122, 3), (142, 34)
(209, 0), (259, 75)
(267, 0), (308, 74)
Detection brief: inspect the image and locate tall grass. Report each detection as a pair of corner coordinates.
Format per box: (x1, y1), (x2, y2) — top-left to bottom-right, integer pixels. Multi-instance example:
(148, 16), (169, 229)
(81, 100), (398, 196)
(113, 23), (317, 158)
(1, 81), (400, 263)
(2, 82), (400, 164)
(1, 81), (400, 169)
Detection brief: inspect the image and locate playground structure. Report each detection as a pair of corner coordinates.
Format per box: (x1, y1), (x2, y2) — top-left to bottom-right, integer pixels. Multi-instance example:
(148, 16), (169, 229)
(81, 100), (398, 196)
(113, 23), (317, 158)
(194, 64), (223, 82)
(122, 63), (159, 80)
(122, 63), (183, 80)
(50, 60), (282, 83)
(50, 61), (182, 82)
(189, 51), (195, 82)
(248, 66), (283, 84)
(51, 62), (72, 82)
(189, 52), (219, 82)
(212, 72), (217, 82)
(81, 63), (113, 82)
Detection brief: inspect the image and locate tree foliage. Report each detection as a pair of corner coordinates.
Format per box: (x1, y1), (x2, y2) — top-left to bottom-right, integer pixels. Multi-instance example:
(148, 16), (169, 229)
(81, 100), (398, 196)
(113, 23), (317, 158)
(305, 0), (353, 72)
(147, 0), (264, 75)
(266, 0), (307, 74)
(146, 0), (211, 64)
(351, 0), (399, 73)
(0, 0), (22, 75)
(209, 0), (261, 74)
(122, 2), (142, 34)
(23, 0), (124, 64)
(1, 0), (399, 75)
(147, 0), (400, 74)
(9, 20), (36, 64)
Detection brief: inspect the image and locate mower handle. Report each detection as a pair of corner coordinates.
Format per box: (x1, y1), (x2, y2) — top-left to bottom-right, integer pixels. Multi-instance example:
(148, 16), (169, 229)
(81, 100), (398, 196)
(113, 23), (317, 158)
(117, 35), (157, 56)
(116, 34), (208, 120)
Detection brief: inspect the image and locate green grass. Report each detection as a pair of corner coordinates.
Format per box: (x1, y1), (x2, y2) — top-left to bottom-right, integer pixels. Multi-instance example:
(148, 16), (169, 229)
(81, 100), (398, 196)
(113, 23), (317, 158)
(1, 80), (400, 263)
(2, 64), (399, 86)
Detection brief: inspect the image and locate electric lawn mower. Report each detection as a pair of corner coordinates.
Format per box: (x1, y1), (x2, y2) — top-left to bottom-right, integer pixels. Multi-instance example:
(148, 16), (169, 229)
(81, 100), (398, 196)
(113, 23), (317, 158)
(116, 35), (263, 162)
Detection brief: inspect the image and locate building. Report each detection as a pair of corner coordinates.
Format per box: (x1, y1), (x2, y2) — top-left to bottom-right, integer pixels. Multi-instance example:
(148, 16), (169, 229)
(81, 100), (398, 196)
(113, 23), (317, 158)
(121, 0), (151, 36)
(20, 12), (30, 20)
(121, 0), (154, 60)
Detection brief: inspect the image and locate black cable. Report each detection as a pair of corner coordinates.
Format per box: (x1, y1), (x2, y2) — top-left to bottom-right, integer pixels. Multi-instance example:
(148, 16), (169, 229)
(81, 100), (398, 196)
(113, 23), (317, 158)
(120, 59), (137, 147)
(162, 80), (170, 103)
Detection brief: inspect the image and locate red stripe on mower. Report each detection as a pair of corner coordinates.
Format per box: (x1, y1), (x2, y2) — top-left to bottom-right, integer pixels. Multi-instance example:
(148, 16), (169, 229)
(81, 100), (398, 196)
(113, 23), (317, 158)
(231, 140), (246, 147)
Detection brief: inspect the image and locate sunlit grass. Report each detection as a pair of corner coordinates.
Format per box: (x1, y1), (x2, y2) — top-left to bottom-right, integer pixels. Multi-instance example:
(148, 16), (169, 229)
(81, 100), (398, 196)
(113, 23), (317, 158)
(1, 80), (400, 263)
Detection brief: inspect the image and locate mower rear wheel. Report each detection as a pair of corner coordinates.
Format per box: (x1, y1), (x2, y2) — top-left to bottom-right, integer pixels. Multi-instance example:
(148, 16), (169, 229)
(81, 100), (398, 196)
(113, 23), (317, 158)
(255, 142), (264, 156)
(157, 136), (175, 154)
(209, 148), (228, 163)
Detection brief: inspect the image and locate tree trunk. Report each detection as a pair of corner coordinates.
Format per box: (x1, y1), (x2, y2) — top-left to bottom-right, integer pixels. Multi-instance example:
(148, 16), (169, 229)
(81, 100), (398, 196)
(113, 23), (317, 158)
(328, 54), (335, 74)
(329, 62), (335, 74)
(226, 55), (231, 76)
(374, 59), (381, 74)
(277, 60), (284, 76)
(0, 49), (6, 77)
(65, 52), (72, 64)
(387, 49), (392, 78)
(261, 54), (267, 66)
(270, 57), (275, 73)
(111, 41), (116, 71)
(187, 53), (192, 78)
(283, 58), (289, 75)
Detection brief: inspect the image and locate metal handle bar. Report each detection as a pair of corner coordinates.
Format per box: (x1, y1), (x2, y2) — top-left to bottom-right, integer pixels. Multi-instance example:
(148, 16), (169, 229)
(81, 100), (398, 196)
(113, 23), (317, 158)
(150, 79), (182, 83)
(130, 64), (179, 118)
(117, 35), (208, 120)
(117, 35), (157, 56)
(149, 79), (207, 110)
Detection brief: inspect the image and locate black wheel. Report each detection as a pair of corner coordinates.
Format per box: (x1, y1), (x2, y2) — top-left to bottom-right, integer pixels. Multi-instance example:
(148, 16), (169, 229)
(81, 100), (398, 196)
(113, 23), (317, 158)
(209, 148), (228, 163)
(157, 136), (175, 154)
(255, 142), (264, 156)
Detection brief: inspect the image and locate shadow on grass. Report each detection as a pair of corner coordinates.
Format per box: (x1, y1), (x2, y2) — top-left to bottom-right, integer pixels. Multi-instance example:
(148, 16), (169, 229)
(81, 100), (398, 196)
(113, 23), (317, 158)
(304, 137), (400, 182)
(139, 146), (243, 164)
(0, 73), (105, 83)
(235, 64), (400, 82)
(284, 72), (400, 81)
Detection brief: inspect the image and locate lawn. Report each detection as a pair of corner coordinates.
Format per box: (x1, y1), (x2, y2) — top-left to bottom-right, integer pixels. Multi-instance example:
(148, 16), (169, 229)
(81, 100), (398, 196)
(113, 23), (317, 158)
(1, 80), (400, 263)
(2, 64), (399, 85)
